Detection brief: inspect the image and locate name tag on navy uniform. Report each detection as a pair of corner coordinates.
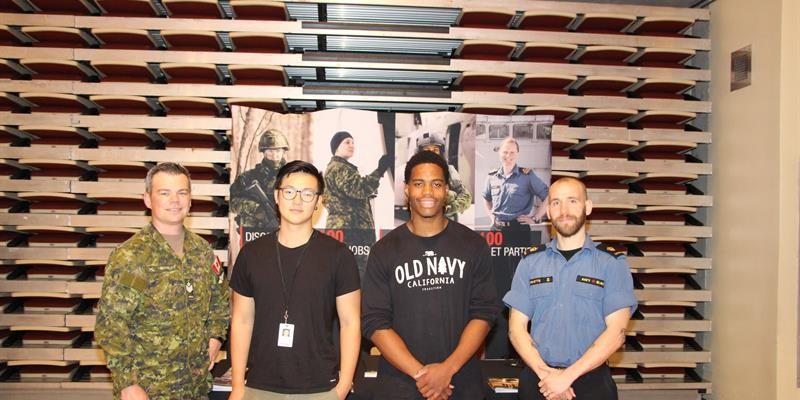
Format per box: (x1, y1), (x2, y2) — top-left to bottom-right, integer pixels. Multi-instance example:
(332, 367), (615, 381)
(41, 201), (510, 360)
(277, 323), (295, 347)
(576, 275), (605, 288)
(529, 276), (553, 285)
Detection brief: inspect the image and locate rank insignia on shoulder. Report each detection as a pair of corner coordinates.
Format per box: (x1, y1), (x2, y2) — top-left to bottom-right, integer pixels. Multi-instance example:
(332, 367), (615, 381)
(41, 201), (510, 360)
(596, 243), (626, 258)
(210, 255), (222, 276)
(488, 168), (500, 176)
(525, 245), (546, 257)
(520, 167), (531, 175)
(529, 276), (553, 285)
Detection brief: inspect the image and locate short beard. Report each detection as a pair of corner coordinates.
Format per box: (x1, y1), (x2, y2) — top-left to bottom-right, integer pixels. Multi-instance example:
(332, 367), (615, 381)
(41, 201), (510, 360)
(553, 211), (586, 238)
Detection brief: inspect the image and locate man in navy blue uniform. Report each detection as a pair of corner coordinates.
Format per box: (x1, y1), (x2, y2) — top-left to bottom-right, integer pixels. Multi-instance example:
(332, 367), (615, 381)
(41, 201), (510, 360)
(504, 177), (637, 400)
(482, 137), (549, 232)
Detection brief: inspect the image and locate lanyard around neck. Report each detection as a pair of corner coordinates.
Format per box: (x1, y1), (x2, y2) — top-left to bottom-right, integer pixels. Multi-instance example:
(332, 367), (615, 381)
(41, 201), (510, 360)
(274, 231), (314, 324)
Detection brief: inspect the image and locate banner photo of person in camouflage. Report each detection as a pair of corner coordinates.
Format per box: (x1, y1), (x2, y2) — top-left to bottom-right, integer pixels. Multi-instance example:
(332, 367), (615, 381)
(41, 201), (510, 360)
(229, 107), (393, 274)
(229, 106), (314, 264)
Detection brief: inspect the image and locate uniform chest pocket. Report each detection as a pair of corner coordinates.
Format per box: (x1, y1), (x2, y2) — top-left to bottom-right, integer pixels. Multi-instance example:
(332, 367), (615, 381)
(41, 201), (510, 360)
(573, 275), (604, 301)
(143, 265), (183, 300)
(490, 185), (501, 196)
(529, 276), (554, 298)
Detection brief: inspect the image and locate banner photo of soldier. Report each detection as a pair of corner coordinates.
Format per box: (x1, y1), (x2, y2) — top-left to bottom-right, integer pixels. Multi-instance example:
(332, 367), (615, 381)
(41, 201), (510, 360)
(392, 112), (477, 227)
(474, 114), (553, 359)
(229, 106), (315, 264)
(309, 109), (394, 277)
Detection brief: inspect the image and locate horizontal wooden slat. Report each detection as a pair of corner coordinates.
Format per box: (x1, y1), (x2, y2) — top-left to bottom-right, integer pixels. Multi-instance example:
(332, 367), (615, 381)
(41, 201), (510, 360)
(0, 382), (63, 390)
(0, 80), (710, 113)
(64, 314), (96, 328)
(587, 224), (711, 238)
(590, 193), (712, 208)
(554, 159), (711, 175)
(67, 281), (102, 296)
(0, 280), (69, 293)
(629, 319), (711, 332)
(72, 148), (230, 163)
(627, 257), (711, 270)
(0, 112), (233, 131)
(0, 213), (228, 230)
(0, 179), (71, 193)
(0, 347), (64, 361)
(0, 313), (66, 327)
(0, 12), (709, 49)
(618, 383), (712, 391)
(635, 289), (711, 302)
(0, 46), (712, 82)
(60, 382), (113, 390)
(610, 351), (710, 364)
(554, 127), (711, 145)
(63, 348), (104, 362)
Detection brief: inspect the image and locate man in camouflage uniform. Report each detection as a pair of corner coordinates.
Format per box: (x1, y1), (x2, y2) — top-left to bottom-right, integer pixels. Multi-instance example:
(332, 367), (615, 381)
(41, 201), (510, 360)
(229, 129), (289, 233)
(96, 162), (230, 400)
(324, 131), (392, 238)
(415, 132), (472, 219)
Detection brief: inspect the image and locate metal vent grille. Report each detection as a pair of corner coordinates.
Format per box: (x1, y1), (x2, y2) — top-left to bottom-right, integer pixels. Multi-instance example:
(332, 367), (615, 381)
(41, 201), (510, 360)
(287, 3), (459, 26)
(730, 45), (751, 91)
(285, 34), (319, 52)
(326, 36), (461, 56)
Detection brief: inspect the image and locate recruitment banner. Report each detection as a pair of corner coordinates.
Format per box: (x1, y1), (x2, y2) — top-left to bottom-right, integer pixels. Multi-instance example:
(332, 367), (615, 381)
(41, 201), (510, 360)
(229, 107), (552, 286)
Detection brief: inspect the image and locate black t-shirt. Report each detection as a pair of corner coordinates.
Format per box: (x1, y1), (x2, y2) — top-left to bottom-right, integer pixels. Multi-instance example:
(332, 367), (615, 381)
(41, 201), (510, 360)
(559, 247), (581, 261)
(361, 222), (500, 400)
(230, 230), (360, 393)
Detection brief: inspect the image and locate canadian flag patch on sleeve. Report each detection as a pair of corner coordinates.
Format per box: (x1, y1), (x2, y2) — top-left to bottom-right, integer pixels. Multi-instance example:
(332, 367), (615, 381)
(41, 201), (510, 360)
(210, 255), (222, 276)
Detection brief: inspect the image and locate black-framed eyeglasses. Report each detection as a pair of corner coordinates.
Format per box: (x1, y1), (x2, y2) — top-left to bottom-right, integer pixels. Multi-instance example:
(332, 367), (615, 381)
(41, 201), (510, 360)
(279, 186), (319, 203)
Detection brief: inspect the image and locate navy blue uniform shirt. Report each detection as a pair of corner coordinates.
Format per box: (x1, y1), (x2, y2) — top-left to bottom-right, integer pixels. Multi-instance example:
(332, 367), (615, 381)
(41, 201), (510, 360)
(503, 236), (637, 367)
(482, 165), (549, 222)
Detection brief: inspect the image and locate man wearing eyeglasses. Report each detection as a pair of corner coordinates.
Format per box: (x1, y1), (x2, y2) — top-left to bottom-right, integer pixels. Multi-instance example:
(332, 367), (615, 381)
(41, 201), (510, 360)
(229, 160), (361, 400)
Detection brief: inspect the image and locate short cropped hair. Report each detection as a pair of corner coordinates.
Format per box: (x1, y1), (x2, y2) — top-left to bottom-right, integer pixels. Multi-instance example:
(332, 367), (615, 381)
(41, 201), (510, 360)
(404, 150), (450, 184)
(274, 160), (325, 194)
(551, 177), (588, 200)
(145, 162), (191, 193)
(499, 136), (519, 152)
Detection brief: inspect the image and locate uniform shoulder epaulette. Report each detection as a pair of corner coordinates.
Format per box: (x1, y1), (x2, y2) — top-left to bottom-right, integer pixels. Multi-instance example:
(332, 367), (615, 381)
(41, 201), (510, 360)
(519, 167), (532, 175)
(596, 243), (626, 258)
(488, 168), (500, 176)
(524, 244), (547, 258)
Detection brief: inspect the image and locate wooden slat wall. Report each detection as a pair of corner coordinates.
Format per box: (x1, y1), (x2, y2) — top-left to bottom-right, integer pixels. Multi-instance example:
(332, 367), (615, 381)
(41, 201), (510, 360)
(0, 0), (712, 398)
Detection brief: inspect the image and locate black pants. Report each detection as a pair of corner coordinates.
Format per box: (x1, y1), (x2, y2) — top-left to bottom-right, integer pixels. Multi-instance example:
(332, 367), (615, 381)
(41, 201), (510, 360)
(519, 364), (617, 400)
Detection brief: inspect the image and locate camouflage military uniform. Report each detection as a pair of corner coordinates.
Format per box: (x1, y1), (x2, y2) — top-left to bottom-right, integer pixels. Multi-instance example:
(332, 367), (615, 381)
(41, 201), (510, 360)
(446, 164), (472, 219)
(324, 156), (382, 230)
(95, 224), (230, 400)
(229, 159), (284, 231)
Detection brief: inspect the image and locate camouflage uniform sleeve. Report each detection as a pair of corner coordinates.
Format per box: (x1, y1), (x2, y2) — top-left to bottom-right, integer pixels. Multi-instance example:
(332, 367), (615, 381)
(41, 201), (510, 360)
(332, 164), (381, 199)
(206, 252), (231, 340)
(228, 173), (251, 214)
(447, 166), (472, 214)
(95, 247), (144, 391)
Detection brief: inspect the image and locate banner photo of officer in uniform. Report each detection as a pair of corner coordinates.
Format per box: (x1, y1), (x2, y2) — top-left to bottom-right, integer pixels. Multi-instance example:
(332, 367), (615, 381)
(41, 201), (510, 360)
(474, 114), (553, 359)
(229, 106), (315, 263)
(393, 112), (476, 227)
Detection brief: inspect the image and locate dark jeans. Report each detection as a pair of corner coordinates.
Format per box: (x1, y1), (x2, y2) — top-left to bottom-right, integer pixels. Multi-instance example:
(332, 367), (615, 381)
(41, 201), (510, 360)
(518, 364), (617, 400)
